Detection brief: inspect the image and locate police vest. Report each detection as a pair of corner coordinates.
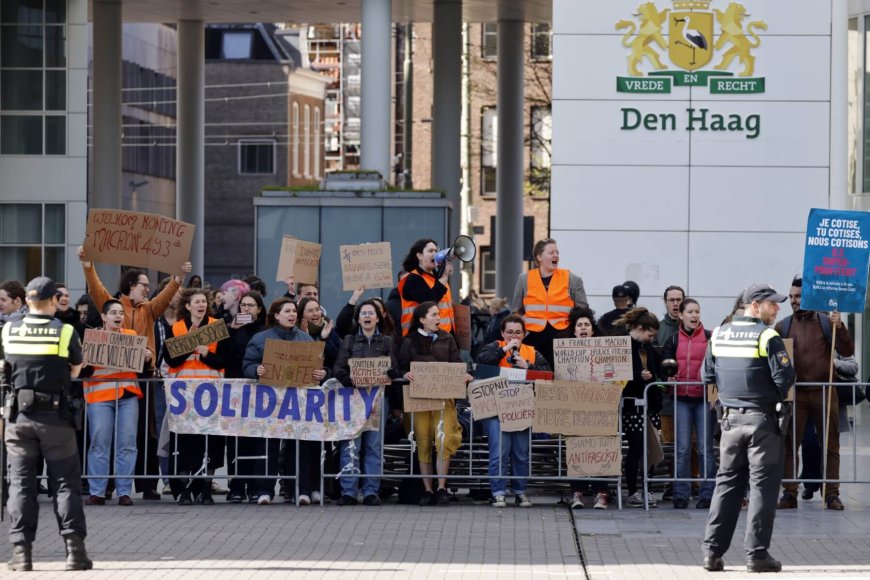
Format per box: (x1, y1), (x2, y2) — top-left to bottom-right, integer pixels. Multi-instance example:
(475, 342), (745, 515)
(399, 270), (454, 336)
(83, 328), (142, 403)
(167, 318), (223, 380)
(1, 315), (74, 395)
(709, 319), (781, 409)
(522, 269), (573, 332)
(496, 341), (536, 368)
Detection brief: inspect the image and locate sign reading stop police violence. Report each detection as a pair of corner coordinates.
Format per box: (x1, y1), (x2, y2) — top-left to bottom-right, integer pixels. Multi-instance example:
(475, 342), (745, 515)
(801, 208), (870, 313)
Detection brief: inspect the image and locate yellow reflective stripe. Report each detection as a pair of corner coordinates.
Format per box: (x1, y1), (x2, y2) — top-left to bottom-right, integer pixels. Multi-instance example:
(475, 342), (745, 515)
(759, 328), (777, 357)
(59, 324), (73, 359)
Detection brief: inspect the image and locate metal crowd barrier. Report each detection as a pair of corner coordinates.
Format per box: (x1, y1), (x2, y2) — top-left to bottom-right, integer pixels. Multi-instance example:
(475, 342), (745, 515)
(639, 381), (870, 511)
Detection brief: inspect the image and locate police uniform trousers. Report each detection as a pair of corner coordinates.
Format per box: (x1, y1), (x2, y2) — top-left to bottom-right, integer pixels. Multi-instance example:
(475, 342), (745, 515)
(702, 409), (784, 559)
(5, 410), (87, 544)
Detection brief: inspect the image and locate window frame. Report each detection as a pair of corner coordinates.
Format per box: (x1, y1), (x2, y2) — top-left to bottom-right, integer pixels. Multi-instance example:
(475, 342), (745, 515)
(237, 138), (277, 176)
(479, 246), (496, 294)
(481, 23), (498, 60)
(530, 23), (552, 61)
(0, 202), (66, 282)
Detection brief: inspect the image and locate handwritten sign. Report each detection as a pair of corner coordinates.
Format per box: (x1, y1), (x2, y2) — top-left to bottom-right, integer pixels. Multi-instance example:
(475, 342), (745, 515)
(498, 383), (535, 432)
(467, 377), (505, 420)
(453, 303), (472, 351)
(261, 339), (324, 388)
(349, 357), (392, 387)
(163, 319), (229, 359)
(402, 384), (445, 413)
(566, 436), (622, 477)
(82, 329), (148, 373)
(409, 361), (467, 399)
(532, 381), (622, 437)
(276, 236), (321, 284)
(82, 209), (194, 272)
(552, 337), (633, 382)
(339, 242), (393, 290)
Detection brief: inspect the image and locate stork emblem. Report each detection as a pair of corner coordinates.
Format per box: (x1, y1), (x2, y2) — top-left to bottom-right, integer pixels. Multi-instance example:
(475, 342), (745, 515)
(669, 10), (713, 70)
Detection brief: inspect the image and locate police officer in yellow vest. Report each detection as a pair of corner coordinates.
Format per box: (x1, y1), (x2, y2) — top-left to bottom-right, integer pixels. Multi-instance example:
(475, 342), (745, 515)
(1, 277), (92, 571)
(701, 283), (795, 574)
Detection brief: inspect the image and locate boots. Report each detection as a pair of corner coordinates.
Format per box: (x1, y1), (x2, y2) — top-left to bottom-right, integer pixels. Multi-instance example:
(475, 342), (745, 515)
(64, 533), (93, 571)
(7, 542), (32, 571)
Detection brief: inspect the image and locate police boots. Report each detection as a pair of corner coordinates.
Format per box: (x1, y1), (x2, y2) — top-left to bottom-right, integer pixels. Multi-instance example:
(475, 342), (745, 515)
(7, 542), (32, 571)
(64, 533), (93, 571)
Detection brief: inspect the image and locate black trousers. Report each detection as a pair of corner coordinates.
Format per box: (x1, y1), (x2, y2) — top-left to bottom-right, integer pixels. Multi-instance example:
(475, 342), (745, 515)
(5, 411), (87, 544)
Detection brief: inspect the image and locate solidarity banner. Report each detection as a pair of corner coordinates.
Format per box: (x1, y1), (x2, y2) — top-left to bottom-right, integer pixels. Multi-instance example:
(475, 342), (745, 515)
(166, 379), (382, 441)
(801, 208), (870, 313)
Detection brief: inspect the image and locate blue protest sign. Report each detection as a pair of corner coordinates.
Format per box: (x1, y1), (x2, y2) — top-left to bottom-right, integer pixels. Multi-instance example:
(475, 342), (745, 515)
(801, 208), (870, 313)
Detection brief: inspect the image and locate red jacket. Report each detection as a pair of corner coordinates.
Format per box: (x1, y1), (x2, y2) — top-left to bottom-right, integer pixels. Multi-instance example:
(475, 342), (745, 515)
(664, 323), (709, 398)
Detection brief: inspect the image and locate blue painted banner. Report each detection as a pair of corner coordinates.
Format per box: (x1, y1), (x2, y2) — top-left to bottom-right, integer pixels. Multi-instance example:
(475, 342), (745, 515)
(801, 208), (870, 313)
(166, 380), (382, 441)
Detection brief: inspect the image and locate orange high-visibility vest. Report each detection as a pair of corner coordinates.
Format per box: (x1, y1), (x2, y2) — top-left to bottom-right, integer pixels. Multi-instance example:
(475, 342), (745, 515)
(522, 269), (573, 332)
(399, 270), (454, 336)
(167, 318), (223, 380)
(83, 328), (142, 404)
(496, 341), (537, 368)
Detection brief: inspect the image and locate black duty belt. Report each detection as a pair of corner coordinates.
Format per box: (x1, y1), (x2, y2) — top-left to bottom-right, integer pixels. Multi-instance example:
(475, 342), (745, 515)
(17, 390), (62, 413)
(723, 406), (774, 416)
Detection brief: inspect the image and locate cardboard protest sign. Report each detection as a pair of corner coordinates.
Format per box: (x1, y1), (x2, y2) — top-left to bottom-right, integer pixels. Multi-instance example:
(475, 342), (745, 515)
(82, 209), (194, 272)
(452, 303), (472, 351)
(163, 319), (229, 359)
(801, 208), (870, 313)
(409, 362), (467, 399)
(260, 339), (325, 388)
(552, 337), (632, 382)
(498, 383), (535, 432)
(474, 364), (553, 382)
(167, 380), (382, 441)
(81, 329), (148, 373)
(467, 377), (505, 419)
(566, 436), (622, 477)
(532, 381), (622, 437)
(339, 242), (393, 290)
(275, 236), (321, 284)
(349, 357), (392, 387)
(402, 384), (445, 413)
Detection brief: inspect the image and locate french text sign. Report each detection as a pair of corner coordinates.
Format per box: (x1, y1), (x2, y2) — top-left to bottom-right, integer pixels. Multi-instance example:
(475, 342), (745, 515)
(452, 303), (472, 351)
(82, 329), (148, 373)
(566, 436), (622, 477)
(261, 339), (325, 388)
(467, 376), (505, 420)
(82, 209), (194, 273)
(498, 383), (535, 432)
(163, 319), (230, 359)
(402, 384), (445, 413)
(339, 242), (393, 290)
(349, 357), (392, 387)
(532, 381), (622, 437)
(552, 337), (633, 382)
(276, 236), (321, 284)
(409, 362), (467, 399)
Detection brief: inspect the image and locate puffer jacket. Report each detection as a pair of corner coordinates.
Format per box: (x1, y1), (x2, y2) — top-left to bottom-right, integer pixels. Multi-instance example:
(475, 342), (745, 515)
(242, 325), (314, 379)
(662, 323), (710, 398)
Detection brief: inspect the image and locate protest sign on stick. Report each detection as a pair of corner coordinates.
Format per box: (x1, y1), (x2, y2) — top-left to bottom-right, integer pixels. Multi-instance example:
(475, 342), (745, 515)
(82, 329), (148, 373)
(163, 319), (230, 359)
(565, 436), (622, 477)
(350, 357), (392, 387)
(409, 362), (467, 399)
(532, 381), (622, 437)
(275, 236), (321, 284)
(452, 303), (472, 351)
(339, 242), (393, 290)
(82, 209), (194, 272)
(552, 337), (632, 382)
(260, 340), (325, 388)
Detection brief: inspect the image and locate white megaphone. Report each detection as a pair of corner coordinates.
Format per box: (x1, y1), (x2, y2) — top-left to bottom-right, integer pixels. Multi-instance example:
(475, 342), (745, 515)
(434, 235), (477, 277)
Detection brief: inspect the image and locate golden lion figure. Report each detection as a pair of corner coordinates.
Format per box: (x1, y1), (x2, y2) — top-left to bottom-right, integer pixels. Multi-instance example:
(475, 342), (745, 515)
(713, 2), (768, 77)
(615, 3), (670, 77)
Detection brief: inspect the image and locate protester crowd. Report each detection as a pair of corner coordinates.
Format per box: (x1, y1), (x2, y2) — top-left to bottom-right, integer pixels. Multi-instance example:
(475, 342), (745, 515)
(0, 236), (862, 512)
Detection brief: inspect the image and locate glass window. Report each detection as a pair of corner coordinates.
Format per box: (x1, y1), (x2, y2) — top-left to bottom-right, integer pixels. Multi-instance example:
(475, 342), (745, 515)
(0, 204), (41, 243)
(43, 246), (64, 280)
(221, 31), (252, 59)
(849, 17), (860, 194)
(0, 203), (66, 282)
(313, 107), (321, 178)
(44, 203), (64, 243)
(1, 115), (41, 153)
(238, 139), (275, 175)
(1, 25), (43, 67)
(1, 70), (42, 109)
(479, 247), (496, 294)
(44, 113), (63, 154)
(482, 23), (498, 59)
(44, 24), (64, 67)
(304, 104), (311, 177)
(481, 106), (497, 196)
(292, 102), (300, 176)
(44, 0), (65, 24)
(531, 23), (552, 60)
(1, 1), (43, 25)
(531, 106), (552, 169)
(45, 69), (64, 109)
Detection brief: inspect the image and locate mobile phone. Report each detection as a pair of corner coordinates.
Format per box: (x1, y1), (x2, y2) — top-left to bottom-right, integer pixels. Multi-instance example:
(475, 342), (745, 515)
(235, 313), (253, 324)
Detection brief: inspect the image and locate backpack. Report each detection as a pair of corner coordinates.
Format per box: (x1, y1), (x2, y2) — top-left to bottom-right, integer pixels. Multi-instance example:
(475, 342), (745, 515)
(778, 314), (865, 405)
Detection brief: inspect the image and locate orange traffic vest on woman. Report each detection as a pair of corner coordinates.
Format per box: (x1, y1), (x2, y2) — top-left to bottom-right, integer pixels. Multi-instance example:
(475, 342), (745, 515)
(167, 318), (223, 380)
(496, 341), (536, 368)
(399, 270), (454, 336)
(522, 269), (573, 332)
(83, 328), (143, 404)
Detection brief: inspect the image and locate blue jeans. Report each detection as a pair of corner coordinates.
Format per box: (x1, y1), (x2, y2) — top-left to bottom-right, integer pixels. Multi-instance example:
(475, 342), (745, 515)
(87, 396), (139, 497)
(339, 429), (382, 498)
(481, 417), (529, 496)
(674, 397), (716, 501)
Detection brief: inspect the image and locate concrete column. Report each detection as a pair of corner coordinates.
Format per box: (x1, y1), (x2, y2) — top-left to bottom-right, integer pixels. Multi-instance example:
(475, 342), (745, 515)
(176, 21), (205, 276)
(495, 20), (525, 298)
(360, 0), (391, 181)
(433, 0), (462, 294)
(831, 1), (848, 210)
(91, 0), (122, 283)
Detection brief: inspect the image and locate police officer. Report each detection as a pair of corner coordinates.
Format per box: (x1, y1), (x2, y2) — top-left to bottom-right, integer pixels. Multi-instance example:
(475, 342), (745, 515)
(701, 283), (795, 573)
(1, 277), (92, 571)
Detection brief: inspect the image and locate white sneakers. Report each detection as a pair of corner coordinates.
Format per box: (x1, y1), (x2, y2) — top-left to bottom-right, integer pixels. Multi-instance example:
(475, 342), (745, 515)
(257, 495), (271, 505)
(492, 495), (507, 508)
(626, 491), (657, 508)
(515, 493), (532, 508)
(593, 493), (608, 510)
(298, 494), (311, 506)
(571, 492), (584, 509)
(311, 491), (322, 503)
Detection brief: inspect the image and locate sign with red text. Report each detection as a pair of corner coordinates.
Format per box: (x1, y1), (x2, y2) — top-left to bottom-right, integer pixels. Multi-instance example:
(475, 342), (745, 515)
(498, 383), (535, 432)
(349, 357), (392, 387)
(261, 339), (324, 388)
(276, 236), (321, 284)
(452, 303), (472, 351)
(82, 209), (194, 272)
(82, 329), (148, 373)
(566, 436), (622, 477)
(339, 242), (393, 290)
(553, 337), (632, 382)
(532, 381), (622, 436)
